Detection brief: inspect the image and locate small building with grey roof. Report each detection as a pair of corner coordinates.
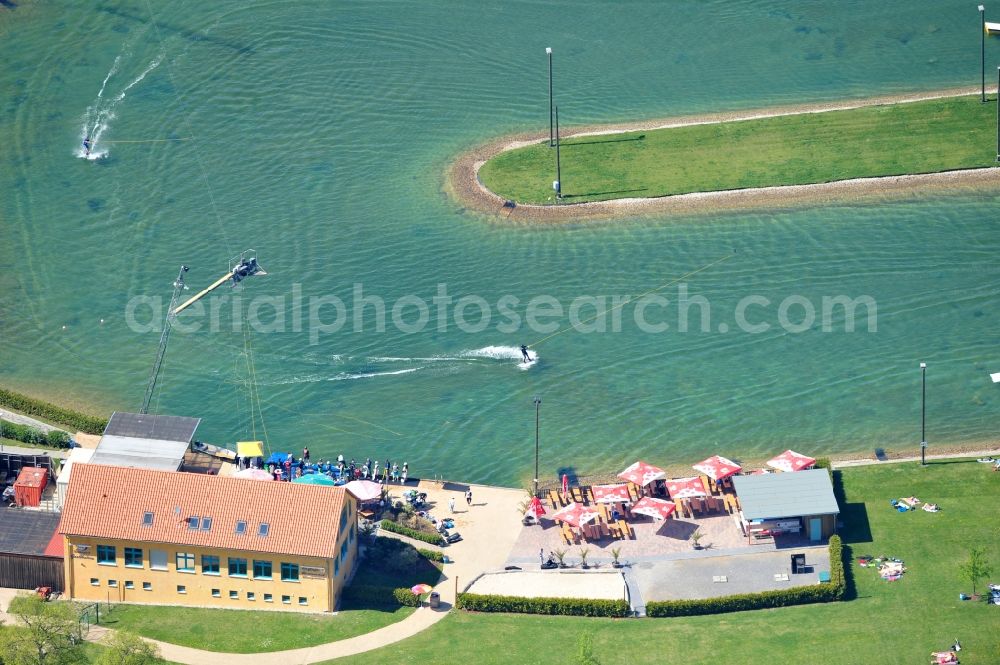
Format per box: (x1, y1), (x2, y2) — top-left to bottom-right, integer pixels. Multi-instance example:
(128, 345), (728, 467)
(88, 411), (201, 472)
(733, 468), (839, 543)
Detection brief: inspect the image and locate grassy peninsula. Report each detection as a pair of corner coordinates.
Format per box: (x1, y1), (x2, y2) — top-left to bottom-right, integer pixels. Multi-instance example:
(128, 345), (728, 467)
(478, 95), (998, 205)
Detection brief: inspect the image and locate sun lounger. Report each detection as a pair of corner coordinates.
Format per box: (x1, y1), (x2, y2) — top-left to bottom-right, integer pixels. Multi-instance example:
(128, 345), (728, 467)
(548, 490), (560, 510)
(700, 476), (712, 495)
(572, 487), (584, 503)
(616, 519), (632, 539)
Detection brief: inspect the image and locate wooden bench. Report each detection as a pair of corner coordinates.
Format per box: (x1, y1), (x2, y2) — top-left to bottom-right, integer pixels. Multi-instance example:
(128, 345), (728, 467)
(548, 489), (561, 510)
(572, 487), (584, 504)
(616, 519), (633, 539)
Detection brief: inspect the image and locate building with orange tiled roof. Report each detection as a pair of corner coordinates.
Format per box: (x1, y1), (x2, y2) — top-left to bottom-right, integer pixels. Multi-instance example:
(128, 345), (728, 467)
(59, 464), (358, 613)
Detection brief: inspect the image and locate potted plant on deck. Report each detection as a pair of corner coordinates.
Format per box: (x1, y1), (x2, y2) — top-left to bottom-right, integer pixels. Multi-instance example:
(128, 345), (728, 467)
(554, 548), (568, 569)
(579, 547), (590, 570)
(691, 529), (704, 550)
(610, 547), (623, 568)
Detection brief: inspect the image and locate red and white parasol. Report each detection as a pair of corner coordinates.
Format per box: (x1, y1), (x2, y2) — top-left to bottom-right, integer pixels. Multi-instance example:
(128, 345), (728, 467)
(344, 480), (382, 502)
(551, 501), (600, 528)
(692, 455), (742, 481)
(561, 473), (569, 497)
(617, 460), (666, 487)
(591, 483), (632, 504)
(664, 476), (707, 500)
(766, 450), (816, 473)
(524, 496), (547, 518)
(630, 496), (677, 520)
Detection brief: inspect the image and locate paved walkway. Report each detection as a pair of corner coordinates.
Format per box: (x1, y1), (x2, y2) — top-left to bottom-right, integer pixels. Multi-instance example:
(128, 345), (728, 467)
(0, 407), (68, 434)
(0, 481), (525, 664)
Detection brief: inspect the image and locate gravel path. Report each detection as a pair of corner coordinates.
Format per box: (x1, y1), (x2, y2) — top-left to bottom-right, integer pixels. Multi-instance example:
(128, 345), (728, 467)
(446, 85), (1000, 222)
(0, 407), (67, 434)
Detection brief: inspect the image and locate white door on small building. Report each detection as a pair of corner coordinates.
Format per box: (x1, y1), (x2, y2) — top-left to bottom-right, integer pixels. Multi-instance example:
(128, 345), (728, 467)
(809, 517), (822, 542)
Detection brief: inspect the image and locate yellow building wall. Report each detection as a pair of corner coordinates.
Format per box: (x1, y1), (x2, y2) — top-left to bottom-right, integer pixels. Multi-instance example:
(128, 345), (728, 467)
(64, 494), (360, 614)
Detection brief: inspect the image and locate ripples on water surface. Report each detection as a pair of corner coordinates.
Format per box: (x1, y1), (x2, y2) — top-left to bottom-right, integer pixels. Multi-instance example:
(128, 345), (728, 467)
(1, 1), (998, 485)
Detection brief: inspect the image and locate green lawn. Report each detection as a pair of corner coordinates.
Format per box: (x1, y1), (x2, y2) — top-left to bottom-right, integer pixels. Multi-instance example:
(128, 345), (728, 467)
(101, 546), (441, 653)
(327, 459), (1000, 665)
(479, 95), (999, 204)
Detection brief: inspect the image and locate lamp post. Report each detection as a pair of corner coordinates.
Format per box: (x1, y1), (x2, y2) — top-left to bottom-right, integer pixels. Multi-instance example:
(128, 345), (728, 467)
(533, 396), (541, 496)
(996, 66), (1000, 160)
(546, 47), (554, 147)
(554, 106), (562, 200)
(920, 362), (927, 466)
(982, 5), (988, 102)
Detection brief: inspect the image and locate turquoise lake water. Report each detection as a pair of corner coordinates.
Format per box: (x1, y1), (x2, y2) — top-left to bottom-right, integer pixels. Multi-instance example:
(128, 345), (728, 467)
(2, 1), (999, 486)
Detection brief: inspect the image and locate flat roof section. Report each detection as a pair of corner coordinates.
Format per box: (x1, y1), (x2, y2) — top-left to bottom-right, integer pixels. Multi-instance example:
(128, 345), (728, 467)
(89, 435), (189, 472)
(733, 468), (839, 521)
(0, 510), (62, 557)
(103, 412), (201, 443)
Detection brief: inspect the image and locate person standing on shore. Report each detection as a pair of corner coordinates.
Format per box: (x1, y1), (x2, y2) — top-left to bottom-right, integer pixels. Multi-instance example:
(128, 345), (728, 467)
(465, 489), (473, 506)
(401, 462), (408, 484)
(303, 447), (310, 462)
(449, 497), (455, 513)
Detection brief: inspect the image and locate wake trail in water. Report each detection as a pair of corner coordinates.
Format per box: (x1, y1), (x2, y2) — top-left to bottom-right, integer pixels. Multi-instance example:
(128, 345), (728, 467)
(77, 52), (164, 160)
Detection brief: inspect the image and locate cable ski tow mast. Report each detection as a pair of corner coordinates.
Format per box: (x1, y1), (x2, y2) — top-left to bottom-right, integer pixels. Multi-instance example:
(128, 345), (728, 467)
(172, 251), (267, 316)
(139, 265), (189, 414)
(139, 252), (267, 415)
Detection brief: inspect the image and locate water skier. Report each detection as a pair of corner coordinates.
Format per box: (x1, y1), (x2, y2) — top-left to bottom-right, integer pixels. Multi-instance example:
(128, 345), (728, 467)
(520, 344), (532, 363)
(83, 136), (91, 156)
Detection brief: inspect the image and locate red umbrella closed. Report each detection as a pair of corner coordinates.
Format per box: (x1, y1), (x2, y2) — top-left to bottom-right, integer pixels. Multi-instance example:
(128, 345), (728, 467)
(561, 474), (569, 497)
(664, 476), (707, 500)
(525, 496), (546, 518)
(692, 455), (742, 481)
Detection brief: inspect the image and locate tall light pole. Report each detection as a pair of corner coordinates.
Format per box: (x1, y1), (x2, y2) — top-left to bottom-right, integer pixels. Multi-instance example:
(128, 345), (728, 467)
(546, 47), (554, 147)
(981, 5), (988, 102)
(554, 106), (562, 200)
(996, 66), (1000, 160)
(533, 396), (541, 496)
(920, 362), (927, 466)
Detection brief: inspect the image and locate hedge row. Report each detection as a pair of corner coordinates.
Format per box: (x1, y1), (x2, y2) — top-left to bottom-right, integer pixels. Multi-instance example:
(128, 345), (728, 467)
(418, 548), (446, 562)
(457, 593), (630, 617)
(0, 419), (72, 448)
(0, 388), (107, 435)
(340, 584), (420, 608)
(646, 534), (846, 617)
(380, 519), (445, 546)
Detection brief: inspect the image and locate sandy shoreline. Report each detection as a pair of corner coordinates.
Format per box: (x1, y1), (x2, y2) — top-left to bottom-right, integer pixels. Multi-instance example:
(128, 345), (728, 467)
(445, 85), (1000, 222)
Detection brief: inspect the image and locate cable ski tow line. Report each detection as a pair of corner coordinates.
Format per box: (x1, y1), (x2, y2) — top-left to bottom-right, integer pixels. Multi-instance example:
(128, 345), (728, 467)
(528, 253), (736, 349)
(102, 137), (192, 143)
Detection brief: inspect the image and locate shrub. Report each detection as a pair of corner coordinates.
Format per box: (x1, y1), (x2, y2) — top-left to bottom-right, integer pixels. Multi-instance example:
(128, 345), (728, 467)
(0, 388), (107, 434)
(0, 419), (73, 448)
(418, 548), (446, 563)
(366, 537), (424, 574)
(457, 593), (630, 617)
(646, 534), (846, 617)
(379, 519), (445, 546)
(341, 584), (420, 608)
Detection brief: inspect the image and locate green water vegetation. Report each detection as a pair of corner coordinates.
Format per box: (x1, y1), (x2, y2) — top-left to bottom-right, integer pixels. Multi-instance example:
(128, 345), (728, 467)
(0, 387), (107, 434)
(104, 538), (440, 653)
(479, 95), (999, 204)
(331, 458), (1000, 665)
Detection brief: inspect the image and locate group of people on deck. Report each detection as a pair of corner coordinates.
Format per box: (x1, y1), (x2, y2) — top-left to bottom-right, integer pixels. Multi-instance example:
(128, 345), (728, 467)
(232, 448), (410, 485)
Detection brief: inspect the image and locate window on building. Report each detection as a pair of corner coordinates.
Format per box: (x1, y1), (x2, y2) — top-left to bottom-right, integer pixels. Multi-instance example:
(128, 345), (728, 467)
(229, 590), (239, 599)
(280, 562), (299, 582)
(176, 552), (195, 572)
(350, 524), (356, 543)
(281, 595), (291, 604)
(253, 560), (272, 579)
(235, 520), (247, 535)
(258, 522), (270, 537)
(263, 593), (273, 602)
(340, 540), (348, 563)
(211, 589), (221, 598)
(298, 597), (307, 606)
(228, 557), (247, 577)
(124, 581), (134, 590)
(142, 511), (154, 527)
(340, 506), (349, 531)
(97, 545), (116, 565)
(334, 557), (340, 576)
(201, 516), (213, 531)
(108, 580), (118, 588)
(142, 582), (152, 591)
(124, 547), (143, 568)
(187, 516), (199, 529)
(247, 592), (256, 601)
(202, 555), (220, 575)
(150, 550), (168, 571)
(177, 585), (187, 594)
(90, 578), (99, 586)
